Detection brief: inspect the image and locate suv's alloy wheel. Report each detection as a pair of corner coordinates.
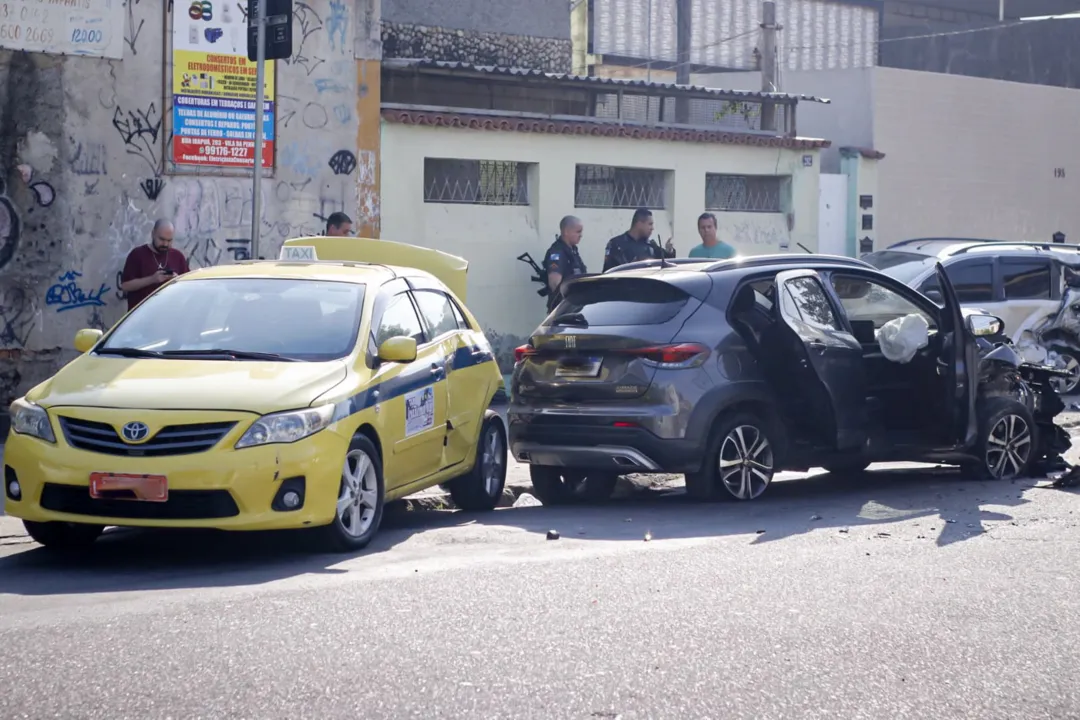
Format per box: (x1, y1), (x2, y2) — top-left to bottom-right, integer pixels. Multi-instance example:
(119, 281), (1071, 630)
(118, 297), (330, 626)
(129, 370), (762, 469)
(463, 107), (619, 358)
(686, 412), (776, 502)
(965, 398), (1036, 481)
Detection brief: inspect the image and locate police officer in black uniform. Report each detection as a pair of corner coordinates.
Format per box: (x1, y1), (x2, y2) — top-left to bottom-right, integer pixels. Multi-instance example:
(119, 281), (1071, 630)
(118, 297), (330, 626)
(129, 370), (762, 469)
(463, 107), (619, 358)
(602, 207), (676, 272)
(542, 215), (588, 312)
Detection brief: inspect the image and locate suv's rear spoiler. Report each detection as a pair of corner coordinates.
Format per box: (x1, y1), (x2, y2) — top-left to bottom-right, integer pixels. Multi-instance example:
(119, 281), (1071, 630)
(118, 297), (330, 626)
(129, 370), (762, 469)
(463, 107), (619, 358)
(280, 236), (469, 301)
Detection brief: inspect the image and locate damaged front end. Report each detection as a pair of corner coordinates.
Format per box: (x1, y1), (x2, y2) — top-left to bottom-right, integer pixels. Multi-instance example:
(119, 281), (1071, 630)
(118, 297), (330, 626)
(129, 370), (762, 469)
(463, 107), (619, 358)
(977, 338), (1074, 475)
(1014, 283), (1080, 394)
(1018, 362), (1073, 474)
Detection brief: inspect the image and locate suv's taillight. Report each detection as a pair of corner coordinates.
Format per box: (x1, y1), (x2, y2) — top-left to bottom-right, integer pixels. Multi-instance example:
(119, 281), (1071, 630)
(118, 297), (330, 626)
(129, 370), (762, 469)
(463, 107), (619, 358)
(514, 345), (536, 364)
(624, 343), (710, 369)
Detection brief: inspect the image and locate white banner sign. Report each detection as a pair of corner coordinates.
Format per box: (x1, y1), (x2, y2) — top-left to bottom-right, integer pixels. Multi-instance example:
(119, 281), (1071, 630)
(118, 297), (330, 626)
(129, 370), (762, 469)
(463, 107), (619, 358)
(0, 0), (126, 59)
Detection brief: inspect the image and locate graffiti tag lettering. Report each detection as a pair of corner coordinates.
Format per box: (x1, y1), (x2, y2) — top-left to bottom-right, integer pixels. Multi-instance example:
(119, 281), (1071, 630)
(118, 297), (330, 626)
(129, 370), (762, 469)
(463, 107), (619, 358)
(0, 180), (20, 272)
(70, 141), (108, 175)
(328, 150), (356, 175)
(45, 271), (111, 312)
(30, 182), (55, 207)
(226, 238), (252, 261)
(140, 177), (165, 201)
(112, 102), (163, 175)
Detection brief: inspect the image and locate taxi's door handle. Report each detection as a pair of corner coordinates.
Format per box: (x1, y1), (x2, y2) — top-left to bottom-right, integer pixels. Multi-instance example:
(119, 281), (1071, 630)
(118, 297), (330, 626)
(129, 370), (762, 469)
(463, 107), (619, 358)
(430, 363), (444, 377)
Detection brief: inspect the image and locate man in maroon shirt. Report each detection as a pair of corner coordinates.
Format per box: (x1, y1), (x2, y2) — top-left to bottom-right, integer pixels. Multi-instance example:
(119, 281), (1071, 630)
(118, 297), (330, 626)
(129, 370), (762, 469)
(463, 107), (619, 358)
(119, 219), (190, 311)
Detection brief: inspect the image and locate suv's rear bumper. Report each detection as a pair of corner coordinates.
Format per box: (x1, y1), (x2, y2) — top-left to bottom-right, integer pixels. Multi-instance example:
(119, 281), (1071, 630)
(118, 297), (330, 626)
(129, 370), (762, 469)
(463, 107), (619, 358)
(508, 422), (707, 474)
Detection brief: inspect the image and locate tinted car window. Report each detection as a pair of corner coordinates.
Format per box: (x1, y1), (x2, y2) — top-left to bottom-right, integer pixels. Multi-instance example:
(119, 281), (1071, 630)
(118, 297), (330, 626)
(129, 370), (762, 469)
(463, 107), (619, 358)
(830, 274), (937, 330)
(412, 290), (460, 339)
(939, 261), (993, 303)
(549, 278), (689, 326)
(101, 278), (365, 361)
(780, 277), (842, 331)
(375, 292), (425, 346)
(1002, 260), (1051, 300)
(862, 250), (939, 286)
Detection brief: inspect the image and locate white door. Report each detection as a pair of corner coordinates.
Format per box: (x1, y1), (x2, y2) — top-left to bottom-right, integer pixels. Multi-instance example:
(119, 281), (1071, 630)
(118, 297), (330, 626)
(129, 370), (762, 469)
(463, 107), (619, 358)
(818, 174), (848, 257)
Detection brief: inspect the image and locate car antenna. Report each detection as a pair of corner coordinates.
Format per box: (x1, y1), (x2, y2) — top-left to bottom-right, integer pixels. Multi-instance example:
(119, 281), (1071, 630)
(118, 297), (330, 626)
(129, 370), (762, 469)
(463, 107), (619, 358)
(796, 242), (813, 254)
(657, 235), (671, 268)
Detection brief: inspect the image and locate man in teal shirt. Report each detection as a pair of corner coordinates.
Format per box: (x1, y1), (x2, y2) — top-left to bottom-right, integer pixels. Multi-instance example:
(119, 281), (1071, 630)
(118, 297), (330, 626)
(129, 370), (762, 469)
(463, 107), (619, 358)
(688, 213), (736, 259)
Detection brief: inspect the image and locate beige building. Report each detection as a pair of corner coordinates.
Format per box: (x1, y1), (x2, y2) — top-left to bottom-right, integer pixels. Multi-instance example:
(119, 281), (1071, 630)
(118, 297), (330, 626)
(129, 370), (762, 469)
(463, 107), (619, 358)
(379, 60), (829, 360)
(697, 66), (1080, 248)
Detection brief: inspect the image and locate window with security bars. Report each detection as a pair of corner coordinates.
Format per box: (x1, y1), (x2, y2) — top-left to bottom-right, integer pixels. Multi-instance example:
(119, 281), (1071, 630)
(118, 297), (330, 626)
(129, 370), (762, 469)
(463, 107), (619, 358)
(574, 164), (668, 209)
(705, 174), (788, 213)
(424, 159), (531, 206)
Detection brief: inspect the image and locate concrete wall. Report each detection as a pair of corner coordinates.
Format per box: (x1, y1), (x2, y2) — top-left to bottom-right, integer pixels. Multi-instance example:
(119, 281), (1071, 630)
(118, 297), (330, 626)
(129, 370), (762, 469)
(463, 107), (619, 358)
(0, 0), (369, 412)
(590, 0), (878, 71)
(872, 67), (1080, 246)
(380, 0), (571, 72)
(380, 120), (821, 367)
(694, 68), (874, 172)
(382, 0), (569, 39)
(880, 17), (1080, 90)
(696, 65), (1080, 248)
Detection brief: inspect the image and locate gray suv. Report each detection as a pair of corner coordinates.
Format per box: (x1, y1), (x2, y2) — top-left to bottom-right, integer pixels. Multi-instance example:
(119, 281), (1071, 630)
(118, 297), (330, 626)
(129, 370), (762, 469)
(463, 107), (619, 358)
(508, 255), (1070, 505)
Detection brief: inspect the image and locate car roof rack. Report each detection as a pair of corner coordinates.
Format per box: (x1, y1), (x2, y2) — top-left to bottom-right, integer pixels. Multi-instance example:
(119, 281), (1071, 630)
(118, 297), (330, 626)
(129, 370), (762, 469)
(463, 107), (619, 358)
(703, 254), (875, 272)
(889, 237), (1004, 248)
(602, 257), (713, 273)
(946, 241), (1080, 256)
(609, 254), (875, 274)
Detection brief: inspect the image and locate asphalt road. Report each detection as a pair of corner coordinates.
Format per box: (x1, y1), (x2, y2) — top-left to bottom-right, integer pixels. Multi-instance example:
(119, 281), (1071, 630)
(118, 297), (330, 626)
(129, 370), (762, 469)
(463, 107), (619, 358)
(2, 457), (1080, 719)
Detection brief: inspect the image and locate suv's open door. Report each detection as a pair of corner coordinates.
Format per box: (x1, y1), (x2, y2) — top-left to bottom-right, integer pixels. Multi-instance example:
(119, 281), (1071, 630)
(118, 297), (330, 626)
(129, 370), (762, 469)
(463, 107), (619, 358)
(774, 270), (867, 451)
(934, 262), (979, 446)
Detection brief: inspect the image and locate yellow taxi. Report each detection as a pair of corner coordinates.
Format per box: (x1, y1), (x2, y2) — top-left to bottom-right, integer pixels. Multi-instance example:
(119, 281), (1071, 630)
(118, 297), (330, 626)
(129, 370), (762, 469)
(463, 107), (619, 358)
(3, 237), (507, 552)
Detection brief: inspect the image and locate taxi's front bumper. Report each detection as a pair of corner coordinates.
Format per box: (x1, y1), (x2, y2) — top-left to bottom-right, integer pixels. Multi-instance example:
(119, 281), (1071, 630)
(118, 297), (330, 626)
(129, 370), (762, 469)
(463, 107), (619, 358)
(3, 407), (348, 531)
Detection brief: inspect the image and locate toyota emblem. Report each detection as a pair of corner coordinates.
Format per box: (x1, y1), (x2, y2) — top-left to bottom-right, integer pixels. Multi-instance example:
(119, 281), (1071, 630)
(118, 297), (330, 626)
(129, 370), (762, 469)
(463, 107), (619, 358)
(121, 421), (150, 443)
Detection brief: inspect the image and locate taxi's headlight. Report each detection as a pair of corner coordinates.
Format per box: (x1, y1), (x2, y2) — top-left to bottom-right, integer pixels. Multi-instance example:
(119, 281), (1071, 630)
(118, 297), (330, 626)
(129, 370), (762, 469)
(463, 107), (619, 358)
(10, 398), (56, 443)
(235, 405), (335, 449)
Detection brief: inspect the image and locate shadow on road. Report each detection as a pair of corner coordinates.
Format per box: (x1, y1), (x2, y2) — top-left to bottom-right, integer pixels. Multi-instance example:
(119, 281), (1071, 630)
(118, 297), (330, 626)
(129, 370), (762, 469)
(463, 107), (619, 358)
(0, 465), (1066, 598)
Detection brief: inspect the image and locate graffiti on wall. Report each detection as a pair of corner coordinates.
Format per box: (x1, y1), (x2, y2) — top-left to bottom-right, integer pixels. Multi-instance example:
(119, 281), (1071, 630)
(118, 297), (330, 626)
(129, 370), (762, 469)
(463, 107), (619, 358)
(0, 179), (20, 272)
(0, 0), (368, 413)
(111, 101), (165, 201)
(0, 286), (37, 349)
(731, 221), (789, 249)
(328, 149), (356, 175)
(45, 271), (111, 312)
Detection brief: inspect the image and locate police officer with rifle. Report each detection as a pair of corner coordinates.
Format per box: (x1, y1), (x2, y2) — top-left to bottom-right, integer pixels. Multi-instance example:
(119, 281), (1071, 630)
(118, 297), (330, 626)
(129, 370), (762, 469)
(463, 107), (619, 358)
(538, 215), (588, 312)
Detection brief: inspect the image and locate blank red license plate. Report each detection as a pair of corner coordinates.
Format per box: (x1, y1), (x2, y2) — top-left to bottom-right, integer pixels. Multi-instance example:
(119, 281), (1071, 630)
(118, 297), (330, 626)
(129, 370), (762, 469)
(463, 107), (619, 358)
(89, 473), (168, 502)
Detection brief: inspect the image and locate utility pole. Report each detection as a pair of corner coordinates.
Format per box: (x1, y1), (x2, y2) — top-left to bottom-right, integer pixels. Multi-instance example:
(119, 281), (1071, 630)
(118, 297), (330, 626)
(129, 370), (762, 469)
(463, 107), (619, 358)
(760, 0), (778, 132)
(675, 0), (692, 123)
(251, 0), (267, 260)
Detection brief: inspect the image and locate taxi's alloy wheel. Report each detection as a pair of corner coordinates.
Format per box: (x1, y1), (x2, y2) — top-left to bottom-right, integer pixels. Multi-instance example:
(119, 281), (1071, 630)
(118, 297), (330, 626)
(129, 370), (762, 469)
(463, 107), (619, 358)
(319, 435), (385, 553)
(447, 414), (507, 512)
(23, 520), (103, 554)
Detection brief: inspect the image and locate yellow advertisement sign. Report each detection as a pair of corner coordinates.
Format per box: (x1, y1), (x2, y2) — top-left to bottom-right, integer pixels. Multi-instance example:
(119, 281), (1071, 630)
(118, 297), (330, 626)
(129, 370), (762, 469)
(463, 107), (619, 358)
(172, 49), (275, 101)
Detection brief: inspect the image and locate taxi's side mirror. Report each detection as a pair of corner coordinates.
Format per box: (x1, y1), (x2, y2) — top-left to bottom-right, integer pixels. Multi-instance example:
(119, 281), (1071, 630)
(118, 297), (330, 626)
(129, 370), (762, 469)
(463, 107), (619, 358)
(377, 336), (417, 363)
(74, 328), (104, 353)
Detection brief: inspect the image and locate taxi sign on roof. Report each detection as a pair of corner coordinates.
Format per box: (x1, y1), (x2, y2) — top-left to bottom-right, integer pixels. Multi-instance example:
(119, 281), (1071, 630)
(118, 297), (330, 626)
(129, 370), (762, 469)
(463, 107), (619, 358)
(279, 236), (470, 301)
(280, 245), (318, 261)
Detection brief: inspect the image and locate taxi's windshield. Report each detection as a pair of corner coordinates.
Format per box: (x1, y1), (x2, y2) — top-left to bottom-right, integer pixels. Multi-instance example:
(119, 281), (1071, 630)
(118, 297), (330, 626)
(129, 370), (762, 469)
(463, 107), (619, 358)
(99, 278), (366, 362)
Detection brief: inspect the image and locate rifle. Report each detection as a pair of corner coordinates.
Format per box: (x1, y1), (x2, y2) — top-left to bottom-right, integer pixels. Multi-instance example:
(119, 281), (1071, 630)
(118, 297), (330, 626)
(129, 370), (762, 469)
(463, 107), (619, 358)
(517, 252), (550, 298)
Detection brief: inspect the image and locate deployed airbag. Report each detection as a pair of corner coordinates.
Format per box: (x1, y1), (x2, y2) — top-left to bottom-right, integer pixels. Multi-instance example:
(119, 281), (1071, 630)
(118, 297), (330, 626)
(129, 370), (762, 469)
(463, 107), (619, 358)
(875, 313), (930, 364)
